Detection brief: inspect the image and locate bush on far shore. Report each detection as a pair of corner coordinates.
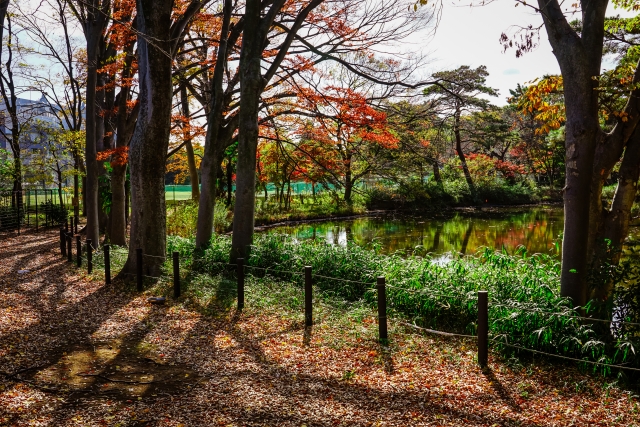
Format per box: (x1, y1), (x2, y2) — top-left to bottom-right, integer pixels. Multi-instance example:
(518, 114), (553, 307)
(365, 178), (540, 210)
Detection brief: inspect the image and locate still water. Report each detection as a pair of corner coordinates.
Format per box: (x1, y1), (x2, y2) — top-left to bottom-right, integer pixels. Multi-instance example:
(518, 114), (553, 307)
(266, 206), (569, 256)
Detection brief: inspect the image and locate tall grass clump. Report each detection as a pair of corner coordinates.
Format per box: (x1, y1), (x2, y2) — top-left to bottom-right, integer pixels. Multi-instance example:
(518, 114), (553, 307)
(167, 200), (231, 237)
(166, 233), (639, 376)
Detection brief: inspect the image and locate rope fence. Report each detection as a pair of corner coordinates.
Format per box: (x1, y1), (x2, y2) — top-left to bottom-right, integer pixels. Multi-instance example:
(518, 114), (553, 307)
(490, 340), (640, 373)
(490, 302), (640, 328)
(56, 239), (640, 374)
(384, 284), (473, 301)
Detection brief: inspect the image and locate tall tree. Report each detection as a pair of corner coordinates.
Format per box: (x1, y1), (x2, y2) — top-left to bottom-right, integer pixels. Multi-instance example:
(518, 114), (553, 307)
(194, 0), (237, 249)
(294, 85), (399, 203)
(494, 0), (640, 305)
(69, 0), (110, 245)
(118, 0), (206, 277)
(0, 1), (9, 45)
(17, 0), (87, 224)
(98, 0), (138, 246)
(423, 65), (498, 205)
(528, 0), (640, 305)
(231, 0), (324, 260)
(0, 10), (35, 212)
(194, 0), (433, 250)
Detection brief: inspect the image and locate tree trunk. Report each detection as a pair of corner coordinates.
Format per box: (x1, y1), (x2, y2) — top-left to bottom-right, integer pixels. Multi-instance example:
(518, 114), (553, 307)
(10, 143), (22, 212)
(109, 164), (127, 246)
(230, 0), (264, 261)
(57, 169), (64, 206)
(84, 34), (101, 245)
(97, 71), (109, 233)
(108, 37), (137, 245)
(180, 85), (200, 201)
(226, 159), (233, 206)
(82, 175), (87, 216)
(454, 111), (477, 203)
(125, 176), (130, 226)
(589, 126), (640, 300)
(344, 179), (353, 204)
(73, 155), (80, 220)
(536, 0), (606, 307)
(195, 0), (232, 249)
(432, 160), (442, 184)
(118, 0), (174, 277)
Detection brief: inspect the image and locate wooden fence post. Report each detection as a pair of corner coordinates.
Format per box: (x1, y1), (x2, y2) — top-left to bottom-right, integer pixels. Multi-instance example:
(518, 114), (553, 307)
(305, 266), (313, 327)
(173, 251), (180, 298)
(136, 248), (143, 292)
(478, 290), (488, 367)
(87, 239), (93, 274)
(76, 235), (81, 267)
(35, 193), (38, 232)
(377, 276), (388, 343)
(74, 214), (78, 234)
(237, 258), (244, 310)
(104, 245), (111, 285)
(66, 233), (72, 262)
(60, 228), (66, 256)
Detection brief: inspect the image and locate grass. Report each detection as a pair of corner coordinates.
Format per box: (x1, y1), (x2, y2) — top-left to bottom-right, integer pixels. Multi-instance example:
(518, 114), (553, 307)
(166, 200), (231, 236)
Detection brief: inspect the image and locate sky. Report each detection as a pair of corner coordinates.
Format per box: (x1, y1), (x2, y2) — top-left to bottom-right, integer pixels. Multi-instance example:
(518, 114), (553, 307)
(421, 1), (630, 105)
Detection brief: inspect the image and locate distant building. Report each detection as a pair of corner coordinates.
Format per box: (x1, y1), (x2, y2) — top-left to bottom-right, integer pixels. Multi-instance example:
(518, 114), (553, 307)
(0, 94), (75, 188)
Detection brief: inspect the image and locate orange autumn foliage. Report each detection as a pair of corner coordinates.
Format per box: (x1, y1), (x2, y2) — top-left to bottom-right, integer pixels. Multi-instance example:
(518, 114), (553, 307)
(97, 146), (129, 167)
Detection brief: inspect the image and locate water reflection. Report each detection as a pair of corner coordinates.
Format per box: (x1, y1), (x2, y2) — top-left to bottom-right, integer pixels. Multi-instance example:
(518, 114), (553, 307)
(266, 206), (566, 256)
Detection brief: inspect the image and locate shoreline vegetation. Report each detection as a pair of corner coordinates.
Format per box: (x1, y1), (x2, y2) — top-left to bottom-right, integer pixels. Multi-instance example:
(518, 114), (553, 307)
(167, 179), (640, 238)
(167, 179), (569, 237)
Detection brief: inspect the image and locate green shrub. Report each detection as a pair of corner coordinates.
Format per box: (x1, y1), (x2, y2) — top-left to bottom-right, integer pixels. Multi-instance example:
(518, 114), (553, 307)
(41, 200), (68, 224)
(167, 200), (231, 238)
(254, 191), (365, 224)
(365, 178), (539, 209)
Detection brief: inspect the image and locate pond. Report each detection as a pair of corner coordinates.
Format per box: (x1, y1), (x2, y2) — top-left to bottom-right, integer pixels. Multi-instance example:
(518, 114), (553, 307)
(265, 206), (568, 257)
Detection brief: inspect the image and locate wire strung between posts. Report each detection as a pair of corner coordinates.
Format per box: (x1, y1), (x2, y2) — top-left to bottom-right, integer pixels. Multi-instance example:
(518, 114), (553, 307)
(142, 253), (166, 261)
(398, 321), (478, 339)
(489, 302), (640, 328)
(490, 339), (640, 373)
(244, 265), (304, 276)
(192, 259), (237, 268)
(313, 274), (375, 286)
(122, 272), (163, 280)
(384, 284), (475, 301)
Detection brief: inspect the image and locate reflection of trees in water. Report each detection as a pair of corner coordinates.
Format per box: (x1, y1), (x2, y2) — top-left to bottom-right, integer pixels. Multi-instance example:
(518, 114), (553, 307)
(460, 222), (474, 255)
(429, 223), (443, 252)
(275, 208), (565, 255)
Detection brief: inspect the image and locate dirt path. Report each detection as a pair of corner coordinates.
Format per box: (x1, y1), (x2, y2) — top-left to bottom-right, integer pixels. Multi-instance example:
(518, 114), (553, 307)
(0, 230), (638, 426)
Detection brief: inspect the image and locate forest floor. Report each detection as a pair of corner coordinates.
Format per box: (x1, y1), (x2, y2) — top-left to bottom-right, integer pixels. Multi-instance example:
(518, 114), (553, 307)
(0, 229), (639, 427)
